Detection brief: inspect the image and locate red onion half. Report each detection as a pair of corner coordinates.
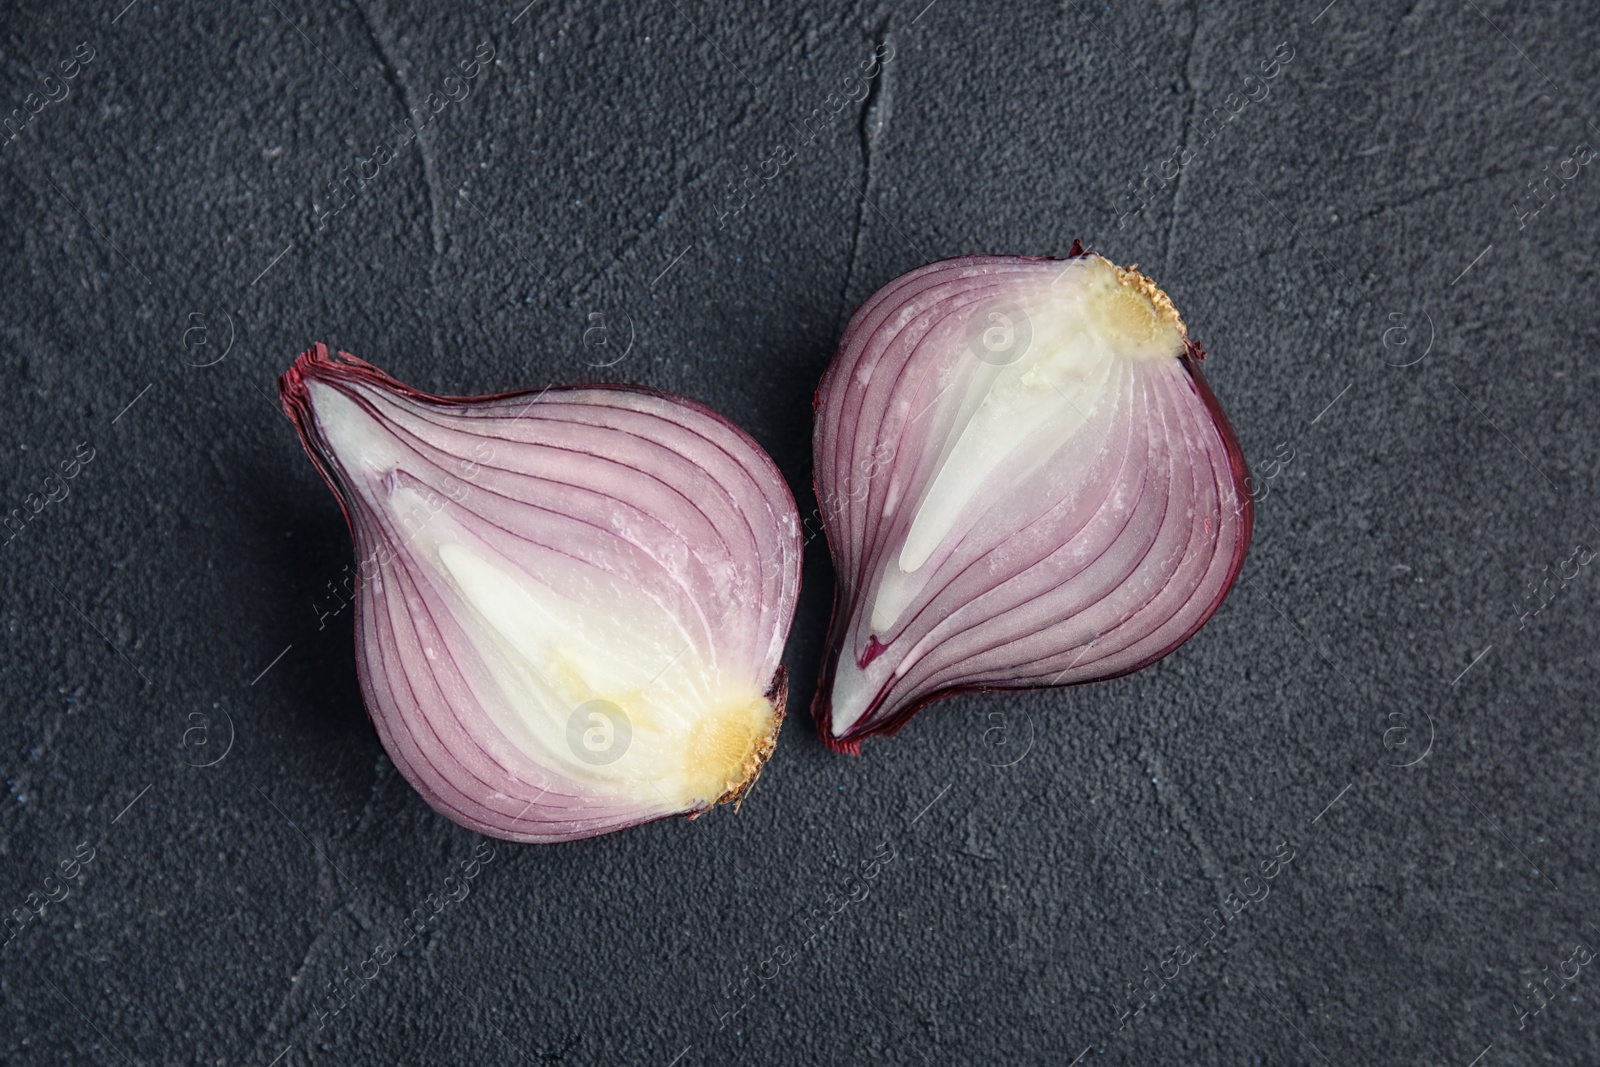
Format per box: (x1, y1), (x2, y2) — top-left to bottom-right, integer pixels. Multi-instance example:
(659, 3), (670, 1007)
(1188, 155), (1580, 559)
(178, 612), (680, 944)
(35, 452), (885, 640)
(813, 249), (1253, 751)
(280, 345), (801, 842)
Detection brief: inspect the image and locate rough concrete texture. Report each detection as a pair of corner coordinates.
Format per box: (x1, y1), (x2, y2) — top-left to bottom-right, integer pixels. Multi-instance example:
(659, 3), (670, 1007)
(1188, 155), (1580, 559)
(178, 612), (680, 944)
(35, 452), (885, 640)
(1, 0), (1597, 1063)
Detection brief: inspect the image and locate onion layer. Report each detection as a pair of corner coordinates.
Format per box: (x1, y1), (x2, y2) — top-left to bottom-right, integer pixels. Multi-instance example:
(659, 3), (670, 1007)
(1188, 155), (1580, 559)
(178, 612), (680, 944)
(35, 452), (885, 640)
(280, 345), (801, 842)
(812, 248), (1253, 751)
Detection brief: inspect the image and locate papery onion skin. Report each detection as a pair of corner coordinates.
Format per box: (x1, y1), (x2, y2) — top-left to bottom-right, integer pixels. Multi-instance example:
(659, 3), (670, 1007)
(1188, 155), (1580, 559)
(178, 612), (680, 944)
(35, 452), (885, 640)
(812, 246), (1253, 753)
(280, 345), (802, 842)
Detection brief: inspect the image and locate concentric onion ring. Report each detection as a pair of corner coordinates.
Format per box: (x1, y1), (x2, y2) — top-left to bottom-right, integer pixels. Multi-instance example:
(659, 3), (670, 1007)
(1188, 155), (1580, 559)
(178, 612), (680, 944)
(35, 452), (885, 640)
(812, 248), (1253, 751)
(281, 345), (801, 841)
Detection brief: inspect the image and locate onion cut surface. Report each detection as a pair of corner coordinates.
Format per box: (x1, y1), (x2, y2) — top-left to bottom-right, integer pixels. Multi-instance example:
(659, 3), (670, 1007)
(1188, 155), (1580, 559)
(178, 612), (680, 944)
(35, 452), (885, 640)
(281, 345), (801, 842)
(813, 250), (1253, 751)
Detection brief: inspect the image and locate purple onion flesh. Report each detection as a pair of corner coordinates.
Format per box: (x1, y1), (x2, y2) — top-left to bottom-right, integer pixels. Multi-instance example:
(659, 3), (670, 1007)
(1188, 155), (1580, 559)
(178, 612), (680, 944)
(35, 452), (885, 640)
(812, 248), (1253, 751)
(281, 345), (801, 842)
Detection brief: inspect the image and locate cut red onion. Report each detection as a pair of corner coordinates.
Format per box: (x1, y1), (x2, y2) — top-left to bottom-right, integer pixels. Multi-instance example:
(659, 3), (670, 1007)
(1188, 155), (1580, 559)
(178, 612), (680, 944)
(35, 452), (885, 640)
(280, 345), (801, 842)
(812, 248), (1253, 751)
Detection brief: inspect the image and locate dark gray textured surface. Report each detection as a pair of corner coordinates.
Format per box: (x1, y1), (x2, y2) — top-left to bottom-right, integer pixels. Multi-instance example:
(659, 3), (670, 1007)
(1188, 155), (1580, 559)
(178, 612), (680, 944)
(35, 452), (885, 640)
(2, 0), (1597, 1063)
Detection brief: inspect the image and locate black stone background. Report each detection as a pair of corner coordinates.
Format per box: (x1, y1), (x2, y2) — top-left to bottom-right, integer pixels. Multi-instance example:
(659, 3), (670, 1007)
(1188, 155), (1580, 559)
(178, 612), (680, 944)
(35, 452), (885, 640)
(1, 0), (1597, 1063)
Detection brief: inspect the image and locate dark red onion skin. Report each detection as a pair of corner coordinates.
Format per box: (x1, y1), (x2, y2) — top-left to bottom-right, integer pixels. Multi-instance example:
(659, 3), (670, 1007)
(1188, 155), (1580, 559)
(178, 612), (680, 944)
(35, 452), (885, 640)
(809, 254), (1255, 755)
(279, 343), (801, 837)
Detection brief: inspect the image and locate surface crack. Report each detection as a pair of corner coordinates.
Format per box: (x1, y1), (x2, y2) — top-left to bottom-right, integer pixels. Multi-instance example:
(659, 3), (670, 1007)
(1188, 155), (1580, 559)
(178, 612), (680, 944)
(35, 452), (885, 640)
(839, 20), (892, 332)
(566, 90), (773, 304)
(245, 910), (345, 1061)
(350, 0), (446, 360)
(1162, 7), (1200, 279)
(1142, 746), (1232, 915)
(352, 752), (395, 836)
(1357, 166), (1521, 222)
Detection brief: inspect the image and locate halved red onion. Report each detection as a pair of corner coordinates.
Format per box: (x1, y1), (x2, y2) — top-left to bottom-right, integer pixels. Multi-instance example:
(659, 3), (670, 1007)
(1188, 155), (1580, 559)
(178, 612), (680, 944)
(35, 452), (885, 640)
(280, 345), (801, 842)
(813, 248), (1252, 751)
